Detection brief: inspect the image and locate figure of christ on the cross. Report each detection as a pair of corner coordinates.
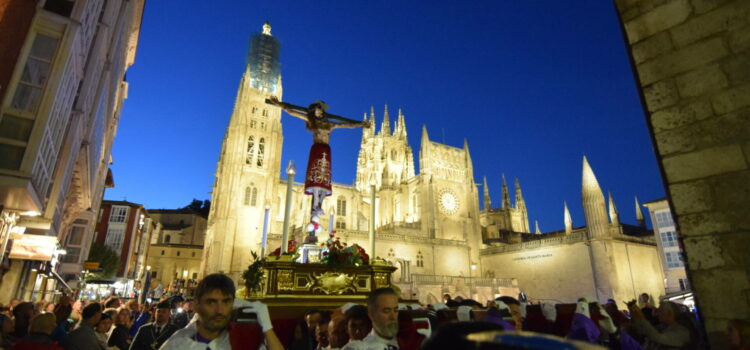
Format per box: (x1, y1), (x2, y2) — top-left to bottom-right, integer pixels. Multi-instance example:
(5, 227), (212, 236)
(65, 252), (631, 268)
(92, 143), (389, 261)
(267, 97), (371, 217)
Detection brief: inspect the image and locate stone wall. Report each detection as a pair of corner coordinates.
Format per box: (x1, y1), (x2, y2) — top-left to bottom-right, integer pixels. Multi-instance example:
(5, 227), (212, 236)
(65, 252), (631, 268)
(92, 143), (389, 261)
(610, 241), (665, 303)
(614, 0), (750, 346)
(480, 242), (597, 302)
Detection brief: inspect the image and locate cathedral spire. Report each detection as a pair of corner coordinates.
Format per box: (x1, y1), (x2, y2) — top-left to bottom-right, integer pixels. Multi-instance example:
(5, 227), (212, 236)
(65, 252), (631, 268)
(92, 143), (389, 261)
(397, 109), (407, 138)
(370, 106), (376, 129)
(581, 156), (609, 238)
(483, 176), (491, 211)
(514, 178), (525, 209)
(419, 125), (430, 174)
(380, 104), (391, 136)
(535, 220), (542, 234)
(501, 174), (511, 209)
(361, 112), (373, 141)
(564, 201), (573, 234)
(608, 191), (619, 226)
(262, 21), (272, 36)
(635, 196), (645, 227)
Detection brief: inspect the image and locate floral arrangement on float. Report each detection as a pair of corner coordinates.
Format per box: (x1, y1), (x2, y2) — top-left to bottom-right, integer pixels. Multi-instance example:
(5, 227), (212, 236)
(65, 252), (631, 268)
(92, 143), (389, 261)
(320, 231), (370, 266)
(269, 239), (300, 259)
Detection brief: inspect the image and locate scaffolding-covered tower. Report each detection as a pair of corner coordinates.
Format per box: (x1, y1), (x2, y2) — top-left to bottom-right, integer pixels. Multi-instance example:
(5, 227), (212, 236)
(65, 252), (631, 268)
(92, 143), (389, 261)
(247, 21), (281, 94)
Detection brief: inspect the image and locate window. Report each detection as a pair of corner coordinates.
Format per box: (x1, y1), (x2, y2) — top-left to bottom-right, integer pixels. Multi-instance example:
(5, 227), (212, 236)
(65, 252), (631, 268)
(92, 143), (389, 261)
(109, 206), (129, 223)
(9, 34), (59, 113)
(252, 106), (257, 114)
(104, 227), (125, 252)
(164, 235), (171, 243)
(244, 186), (258, 206)
(260, 121), (265, 130)
(161, 250), (165, 256)
(250, 120), (256, 128)
(262, 109), (267, 117)
(0, 37), (57, 167)
(61, 225), (85, 263)
(67, 226), (84, 245)
(387, 248), (395, 259)
(151, 271), (157, 278)
(416, 251), (424, 268)
(244, 187), (252, 206)
(655, 211), (674, 228)
(337, 198), (347, 216)
(61, 247), (81, 263)
(335, 221), (346, 229)
(177, 251), (180, 256)
(660, 231), (678, 247)
(665, 252), (684, 269)
(245, 136), (255, 165)
(193, 273), (198, 279)
(257, 138), (265, 167)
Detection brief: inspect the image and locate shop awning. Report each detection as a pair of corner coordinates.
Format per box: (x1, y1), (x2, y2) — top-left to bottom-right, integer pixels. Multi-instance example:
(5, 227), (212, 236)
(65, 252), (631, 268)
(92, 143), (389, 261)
(50, 270), (73, 292)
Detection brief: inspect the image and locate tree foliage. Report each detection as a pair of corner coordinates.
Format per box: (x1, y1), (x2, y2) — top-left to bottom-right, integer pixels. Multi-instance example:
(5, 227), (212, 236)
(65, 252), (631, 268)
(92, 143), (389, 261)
(86, 242), (120, 278)
(183, 198), (211, 217)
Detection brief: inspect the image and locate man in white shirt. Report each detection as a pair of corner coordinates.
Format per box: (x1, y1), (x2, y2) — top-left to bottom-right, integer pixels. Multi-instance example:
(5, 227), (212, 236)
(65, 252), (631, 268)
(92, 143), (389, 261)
(160, 273), (283, 350)
(342, 288), (399, 350)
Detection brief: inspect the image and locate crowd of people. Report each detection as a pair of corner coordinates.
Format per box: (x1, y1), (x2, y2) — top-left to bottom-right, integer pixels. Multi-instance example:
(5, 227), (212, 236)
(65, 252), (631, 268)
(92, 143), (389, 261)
(1, 276), (749, 350)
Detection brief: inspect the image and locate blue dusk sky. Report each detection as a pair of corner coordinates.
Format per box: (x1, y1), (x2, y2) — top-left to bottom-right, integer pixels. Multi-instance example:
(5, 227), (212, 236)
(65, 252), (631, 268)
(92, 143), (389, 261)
(105, 1), (665, 231)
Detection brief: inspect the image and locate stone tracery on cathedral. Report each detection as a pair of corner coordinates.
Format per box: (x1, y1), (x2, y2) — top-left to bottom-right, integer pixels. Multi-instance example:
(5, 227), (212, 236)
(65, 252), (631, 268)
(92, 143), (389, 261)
(201, 22), (665, 305)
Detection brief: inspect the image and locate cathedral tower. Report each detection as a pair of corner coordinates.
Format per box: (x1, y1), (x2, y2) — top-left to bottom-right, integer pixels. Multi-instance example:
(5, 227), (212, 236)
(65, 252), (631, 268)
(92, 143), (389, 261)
(581, 156), (616, 301)
(201, 22), (284, 279)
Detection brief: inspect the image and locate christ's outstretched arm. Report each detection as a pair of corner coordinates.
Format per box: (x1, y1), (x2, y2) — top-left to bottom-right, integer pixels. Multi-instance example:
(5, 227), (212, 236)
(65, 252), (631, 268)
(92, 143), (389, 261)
(331, 120), (371, 130)
(267, 97), (308, 121)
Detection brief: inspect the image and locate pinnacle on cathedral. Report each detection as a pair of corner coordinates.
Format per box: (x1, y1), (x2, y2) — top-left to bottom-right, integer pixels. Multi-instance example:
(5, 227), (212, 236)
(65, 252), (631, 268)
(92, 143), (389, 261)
(483, 176), (491, 210)
(635, 196), (646, 227)
(396, 109), (407, 138)
(514, 177), (525, 209)
(581, 156), (610, 239)
(608, 191), (620, 225)
(380, 104), (391, 136)
(564, 201), (573, 234)
(501, 174), (511, 209)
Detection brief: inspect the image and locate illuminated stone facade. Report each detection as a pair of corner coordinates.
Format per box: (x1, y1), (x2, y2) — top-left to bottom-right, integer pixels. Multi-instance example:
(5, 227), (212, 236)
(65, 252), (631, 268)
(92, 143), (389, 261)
(146, 209), (205, 288)
(203, 23), (665, 304)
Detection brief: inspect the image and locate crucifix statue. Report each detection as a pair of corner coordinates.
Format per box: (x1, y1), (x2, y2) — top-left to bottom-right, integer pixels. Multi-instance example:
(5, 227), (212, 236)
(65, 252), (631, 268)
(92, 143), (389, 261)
(267, 97), (371, 217)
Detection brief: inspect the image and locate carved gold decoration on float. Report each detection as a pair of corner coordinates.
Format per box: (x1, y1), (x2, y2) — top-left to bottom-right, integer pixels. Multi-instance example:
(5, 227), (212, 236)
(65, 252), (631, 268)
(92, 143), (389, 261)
(277, 269), (294, 291)
(313, 272), (355, 295)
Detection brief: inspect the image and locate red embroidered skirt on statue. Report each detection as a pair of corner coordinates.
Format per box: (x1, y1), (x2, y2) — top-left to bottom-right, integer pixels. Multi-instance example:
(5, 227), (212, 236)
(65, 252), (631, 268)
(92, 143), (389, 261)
(305, 143), (332, 196)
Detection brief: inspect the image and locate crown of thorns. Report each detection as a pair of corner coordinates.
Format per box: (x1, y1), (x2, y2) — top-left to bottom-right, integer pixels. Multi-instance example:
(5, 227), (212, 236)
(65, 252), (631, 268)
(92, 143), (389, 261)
(310, 100), (329, 111)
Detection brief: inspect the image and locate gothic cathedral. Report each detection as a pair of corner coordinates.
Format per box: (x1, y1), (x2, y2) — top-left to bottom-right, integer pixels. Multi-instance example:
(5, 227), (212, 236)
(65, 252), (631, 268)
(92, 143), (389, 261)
(202, 23), (665, 305)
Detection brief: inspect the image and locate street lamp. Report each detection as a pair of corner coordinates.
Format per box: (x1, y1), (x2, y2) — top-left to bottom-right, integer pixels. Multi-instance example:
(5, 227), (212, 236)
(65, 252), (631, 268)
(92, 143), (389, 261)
(281, 160), (296, 254)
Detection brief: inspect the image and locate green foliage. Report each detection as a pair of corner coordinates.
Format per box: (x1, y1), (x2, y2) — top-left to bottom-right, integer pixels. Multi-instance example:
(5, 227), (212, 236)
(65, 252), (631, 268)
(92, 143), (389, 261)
(182, 199), (210, 217)
(86, 242), (120, 278)
(242, 251), (265, 293)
